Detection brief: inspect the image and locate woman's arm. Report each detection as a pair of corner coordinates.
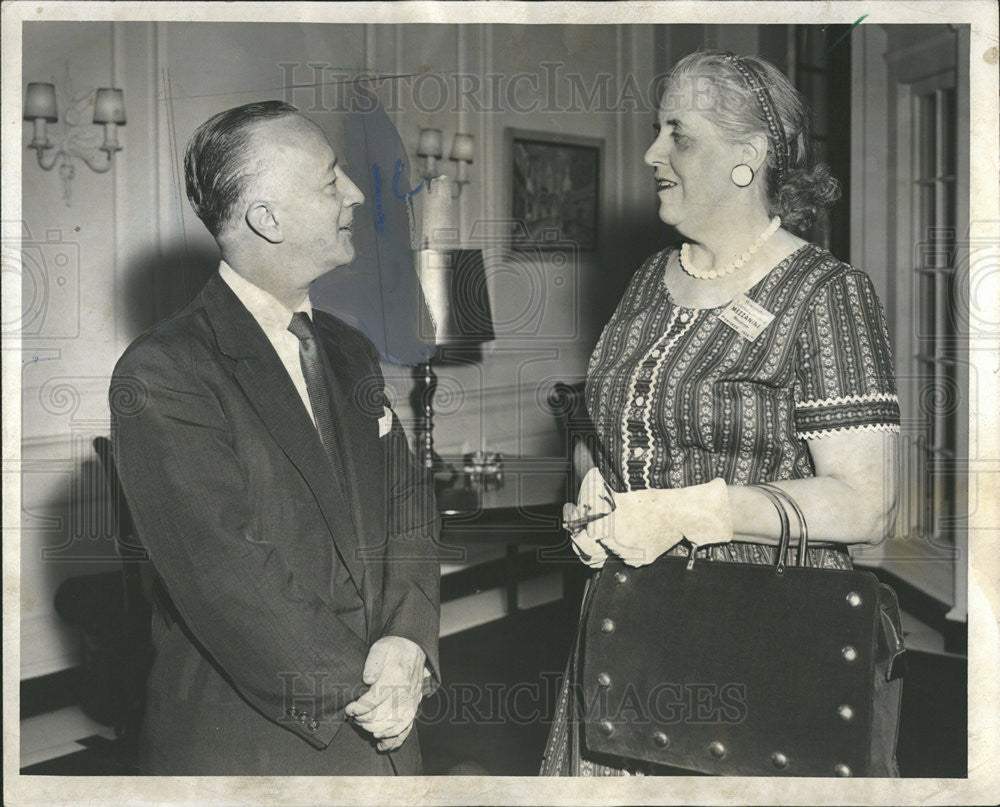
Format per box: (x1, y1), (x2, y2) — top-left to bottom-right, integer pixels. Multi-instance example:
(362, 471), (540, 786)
(728, 430), (899, 547)
(726, 264), (901, 549)
(572, 430), (898, 565)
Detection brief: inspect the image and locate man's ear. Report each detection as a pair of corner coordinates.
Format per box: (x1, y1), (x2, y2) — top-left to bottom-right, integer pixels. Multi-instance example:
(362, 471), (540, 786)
(740, 134), (769, 173)
(245, 201), (283, 244)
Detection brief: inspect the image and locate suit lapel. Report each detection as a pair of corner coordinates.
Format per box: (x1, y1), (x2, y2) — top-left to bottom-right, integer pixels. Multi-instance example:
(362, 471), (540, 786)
(313, 312), (385, 590)
(200, 274), (366, 599)
(313, 332), (364, 522)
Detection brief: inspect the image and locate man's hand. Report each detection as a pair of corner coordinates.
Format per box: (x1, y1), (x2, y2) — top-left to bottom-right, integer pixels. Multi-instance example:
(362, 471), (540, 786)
(344, 636), (426, 752)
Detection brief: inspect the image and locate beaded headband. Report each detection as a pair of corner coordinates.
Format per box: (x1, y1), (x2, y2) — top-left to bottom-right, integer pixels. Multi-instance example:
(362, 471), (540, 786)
(724, 53), (790, 183)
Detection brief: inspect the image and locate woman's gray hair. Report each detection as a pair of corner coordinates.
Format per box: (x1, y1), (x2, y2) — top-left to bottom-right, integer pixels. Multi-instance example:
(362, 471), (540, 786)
(666, 50), (840, 233)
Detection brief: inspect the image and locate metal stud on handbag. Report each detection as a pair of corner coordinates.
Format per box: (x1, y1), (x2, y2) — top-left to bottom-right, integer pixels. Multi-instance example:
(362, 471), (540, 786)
(582, 484), (906, 777)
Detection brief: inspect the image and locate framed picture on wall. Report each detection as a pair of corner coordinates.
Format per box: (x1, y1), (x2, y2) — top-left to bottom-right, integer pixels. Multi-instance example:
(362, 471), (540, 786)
(506, 128), (602, 251)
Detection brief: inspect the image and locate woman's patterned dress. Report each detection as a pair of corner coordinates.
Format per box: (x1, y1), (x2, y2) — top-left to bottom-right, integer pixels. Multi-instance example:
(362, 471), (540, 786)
(540, 243), (900, 776)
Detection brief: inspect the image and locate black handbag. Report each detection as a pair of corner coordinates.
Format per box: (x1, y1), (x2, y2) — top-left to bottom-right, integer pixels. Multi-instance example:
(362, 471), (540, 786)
(582, 484), (906, 777)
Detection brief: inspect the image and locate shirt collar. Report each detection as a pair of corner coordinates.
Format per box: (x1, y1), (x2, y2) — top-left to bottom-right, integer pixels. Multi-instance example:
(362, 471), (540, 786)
(218, 260), (312, 329)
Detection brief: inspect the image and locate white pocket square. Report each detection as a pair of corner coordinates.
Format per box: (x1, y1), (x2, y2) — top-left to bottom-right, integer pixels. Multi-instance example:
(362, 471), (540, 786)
(378, 406), (393, 438)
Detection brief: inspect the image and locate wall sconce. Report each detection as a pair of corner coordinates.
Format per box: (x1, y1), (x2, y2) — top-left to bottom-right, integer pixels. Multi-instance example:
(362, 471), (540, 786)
(416, 127), (443, 176)
(448, 133), (474, 196)
(416, 128), (474, 197)
(23, 76), (126, 206)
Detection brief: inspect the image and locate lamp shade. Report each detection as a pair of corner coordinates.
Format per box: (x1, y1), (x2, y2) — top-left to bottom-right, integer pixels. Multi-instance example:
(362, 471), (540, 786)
(449, 133), (475, 163)
(448, 249), (494, 345)
(417, 127), (443, 158)
(417, 249), (452, 346)
(417, 249), (494, 349)
(93, 88), (126, 124)
(24, 82), (58, 121)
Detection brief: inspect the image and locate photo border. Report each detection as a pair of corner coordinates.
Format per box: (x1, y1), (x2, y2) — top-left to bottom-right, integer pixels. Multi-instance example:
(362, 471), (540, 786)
(3, 2), (997, 805)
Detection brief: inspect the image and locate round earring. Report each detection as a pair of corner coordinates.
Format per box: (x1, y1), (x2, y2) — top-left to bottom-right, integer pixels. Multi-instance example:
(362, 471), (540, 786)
(731, 163), (754, 187)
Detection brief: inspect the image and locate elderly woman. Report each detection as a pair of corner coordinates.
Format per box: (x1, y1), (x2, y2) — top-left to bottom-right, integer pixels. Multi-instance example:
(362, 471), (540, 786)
(541, 50), (900, 777)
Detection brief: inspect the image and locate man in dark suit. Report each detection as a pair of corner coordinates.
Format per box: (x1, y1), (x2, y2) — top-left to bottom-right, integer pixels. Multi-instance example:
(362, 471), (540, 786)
(110, 101), (441, 775)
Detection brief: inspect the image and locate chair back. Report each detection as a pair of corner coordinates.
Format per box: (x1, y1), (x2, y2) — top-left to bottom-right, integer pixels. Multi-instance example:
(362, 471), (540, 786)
(92, 435), (154, 742)
(92, 435), (154, 613)
(546, 381), (600, 494)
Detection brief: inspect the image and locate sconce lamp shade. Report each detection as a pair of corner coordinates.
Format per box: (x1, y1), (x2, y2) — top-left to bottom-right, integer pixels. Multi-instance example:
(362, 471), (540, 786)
(449, 133), (475, 163)
(24, 82), (58, 121)
(417, 127), (443, 158)
(93, 88), (126, 124)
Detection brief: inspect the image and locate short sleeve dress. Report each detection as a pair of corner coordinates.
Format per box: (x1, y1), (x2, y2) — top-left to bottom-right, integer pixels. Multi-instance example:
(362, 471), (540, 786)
(540, 242), (900, 776)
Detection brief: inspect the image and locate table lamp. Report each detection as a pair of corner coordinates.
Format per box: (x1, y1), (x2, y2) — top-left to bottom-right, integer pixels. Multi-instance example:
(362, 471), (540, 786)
(415, 247), (494, 476)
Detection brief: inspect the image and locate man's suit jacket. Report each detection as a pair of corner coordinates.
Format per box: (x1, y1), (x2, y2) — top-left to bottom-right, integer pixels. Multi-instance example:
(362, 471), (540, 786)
(110, 272), (441, 775)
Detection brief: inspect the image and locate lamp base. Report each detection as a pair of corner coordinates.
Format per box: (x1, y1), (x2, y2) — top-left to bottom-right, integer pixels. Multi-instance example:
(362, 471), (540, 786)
(413, 359), (458, 488)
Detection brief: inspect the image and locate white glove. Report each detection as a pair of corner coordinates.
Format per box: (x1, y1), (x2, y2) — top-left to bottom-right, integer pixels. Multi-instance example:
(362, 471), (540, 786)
(584, 478), (733, 567)
(344, 636), (425, 751)
(562, 467), (614, 568)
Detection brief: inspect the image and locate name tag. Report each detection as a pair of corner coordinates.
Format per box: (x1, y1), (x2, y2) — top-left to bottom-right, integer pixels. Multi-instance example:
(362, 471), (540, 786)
(718, 294), (775, 341)
(378, 406), (394, 438)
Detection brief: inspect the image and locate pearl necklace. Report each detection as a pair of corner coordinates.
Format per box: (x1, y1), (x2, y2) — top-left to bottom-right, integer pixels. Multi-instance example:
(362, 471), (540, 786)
(679, 216), (782, 280)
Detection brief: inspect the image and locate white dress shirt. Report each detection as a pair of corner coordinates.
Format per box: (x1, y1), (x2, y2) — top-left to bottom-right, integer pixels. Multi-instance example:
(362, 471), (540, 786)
(219, 261), (317, 427)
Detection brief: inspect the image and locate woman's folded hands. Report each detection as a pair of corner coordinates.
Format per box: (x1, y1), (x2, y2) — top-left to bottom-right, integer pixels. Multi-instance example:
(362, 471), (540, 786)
(563, 469), (734, 567)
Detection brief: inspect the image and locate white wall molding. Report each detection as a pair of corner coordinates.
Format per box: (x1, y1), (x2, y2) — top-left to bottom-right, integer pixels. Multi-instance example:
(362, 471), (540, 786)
(117, 20), (160, 351)
(615, 25), (626, 223)
(112, 20), (125, 343)
(20, 433), (107, 454)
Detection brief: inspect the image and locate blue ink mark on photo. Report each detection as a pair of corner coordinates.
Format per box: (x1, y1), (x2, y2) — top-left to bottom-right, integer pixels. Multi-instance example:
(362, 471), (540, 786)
(371, 163), (386, 235)
(372, 159), (427, 236)
(394, 158), (426, 200)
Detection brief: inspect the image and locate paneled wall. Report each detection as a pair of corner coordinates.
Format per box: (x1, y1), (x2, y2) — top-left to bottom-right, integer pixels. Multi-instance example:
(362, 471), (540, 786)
(20, 22), (124, 678)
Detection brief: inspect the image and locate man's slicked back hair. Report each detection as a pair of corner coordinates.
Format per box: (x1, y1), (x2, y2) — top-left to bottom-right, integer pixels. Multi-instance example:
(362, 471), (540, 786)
(183, 100), (299, 237)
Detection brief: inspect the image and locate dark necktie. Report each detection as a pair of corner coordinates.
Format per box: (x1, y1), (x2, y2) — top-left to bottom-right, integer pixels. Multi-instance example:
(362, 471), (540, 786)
(287, 311), (338, 462)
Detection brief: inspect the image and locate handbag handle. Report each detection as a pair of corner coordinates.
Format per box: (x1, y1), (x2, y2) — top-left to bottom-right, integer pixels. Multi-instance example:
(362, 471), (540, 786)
(758, 484), (810, 567)
(752, 484), (792, 574)
(754, 483), (810, 568)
